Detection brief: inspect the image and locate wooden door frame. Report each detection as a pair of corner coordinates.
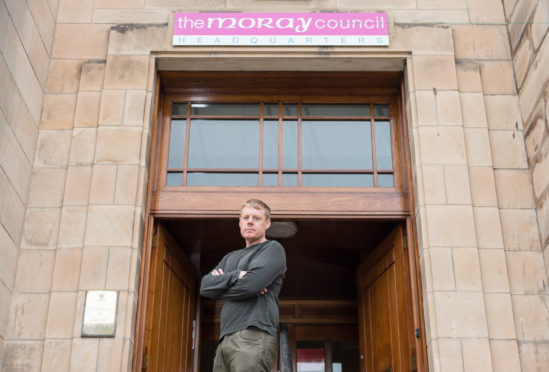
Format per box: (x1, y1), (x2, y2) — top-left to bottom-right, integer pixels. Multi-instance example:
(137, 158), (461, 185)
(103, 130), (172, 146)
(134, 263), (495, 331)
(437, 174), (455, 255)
(132, 71), (427, 372)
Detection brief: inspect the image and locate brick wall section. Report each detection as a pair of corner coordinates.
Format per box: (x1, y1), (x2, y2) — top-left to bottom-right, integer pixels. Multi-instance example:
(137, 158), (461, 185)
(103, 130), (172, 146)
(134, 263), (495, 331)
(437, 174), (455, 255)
(505, 0), (549, 370)
(0, 0), (57, 368)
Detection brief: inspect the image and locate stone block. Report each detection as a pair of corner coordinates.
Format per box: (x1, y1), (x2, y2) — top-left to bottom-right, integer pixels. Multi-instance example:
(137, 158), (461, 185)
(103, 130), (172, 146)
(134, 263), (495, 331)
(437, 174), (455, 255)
(28, 168), (66, 207)
(508, 0), (538, 50)
(461, 338), (493, 371)
(512, 295), (549, 340)
(11, 97), (39, 163)
(53, 24), (109, 59)
(422, 165), (446, 204)
(418, 0), (467, 8)
(104, 55), (149, 90)
(480, 61), (517, 95)
(484, 293), (516, 340)
(531, 0), (549, 50)
(95, 127), (142, 163)
(0, 179), (25, 246)
(70, 339), (99, 372)
(95, 0), (144, 8)
(426, 205), (477, 247)
(57, 0), (92, 23)
(7, 294), (49, 339)
(434, 291), (488, 337)
(519, 38), (549, 119)
(412, 56), (458, 90)
(469, 167), (498, 206)
(436, 91), (462, 125)
(539, 192), (549, 247)
(419, 127), (467, 165)
(467, 0), (506, 23)
(437, 339), (463, 372)
(27, 0), (55, 52)
(460, 93), (487, 128)
(75, 92), (101, 128)
(506, 251), (548, 294)
(503, 0), (518, 19)
(29, 30), (49, 88)
(489, 130), (528, 169)
(58, 207), (87, 248)
(392, 25), (454, 55)
(500, 209), (541, 250)
(444, 165), (471, 205)
(453, 248), (482, 290)
(525, 116), (546, 159)
(494, 170), (535, 208)
(35, 130), (72, 168)
(474, 207), (504, 249)
(456, 61), (483, 93)
(42, 340), (71, 372)
(79, 247), (108, 289)
(490, 340), (521, 372)
(123, 90), (146, 125)
(63, 166), (92, 206)
(453, 25), (511, 60)
(22, 208), (60, 249)
(40, 94), (76, 130)
(115, 165), (139, 204)
(227, 0), (336, 9)
(46, 59), (82, 93)
(69, 128), (97, 166)
(518, 341), (549, 371)
(2, 341), (43, 372)
(79, 61), (106, 92)
(429, 248), (455, 290)
(45, 292), (77, 338)
(15, 250), (55, 293)
(85, 206), (135, 246)
(0, 225), (18, 288)
(97, 339), (124, 372)
(393, 9), (469, 24)
(479, 249), (510, 292)
(92, 9), (169, 24)
(484, 95), (522, 130)
(106, 247), (132, 290)
(89, 165), (117, 204)
(99, 90), (125, 125)
(108, 24), (167, 55)
(415, 90), (437, 126)
(52, 248), (82, 291)
(532, 144), (549, 198)
(513, 36), (533, 90)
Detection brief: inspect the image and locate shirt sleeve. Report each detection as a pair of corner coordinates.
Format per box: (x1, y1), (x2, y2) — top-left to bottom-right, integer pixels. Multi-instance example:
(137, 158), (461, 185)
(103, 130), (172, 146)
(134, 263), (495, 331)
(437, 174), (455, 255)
(221, 242), (286, 301)
(199, 255), (240, 299)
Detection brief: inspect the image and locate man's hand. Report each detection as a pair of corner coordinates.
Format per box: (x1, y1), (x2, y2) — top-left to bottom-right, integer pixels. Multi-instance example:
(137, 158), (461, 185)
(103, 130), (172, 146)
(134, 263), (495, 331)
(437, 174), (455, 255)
(238, 271), (268, 295)
(211, 268), (224, 276)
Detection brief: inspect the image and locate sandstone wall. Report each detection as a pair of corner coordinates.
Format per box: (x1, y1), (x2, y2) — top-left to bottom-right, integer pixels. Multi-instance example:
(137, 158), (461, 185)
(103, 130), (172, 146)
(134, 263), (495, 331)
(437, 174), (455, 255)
(0, 0), (57, 368)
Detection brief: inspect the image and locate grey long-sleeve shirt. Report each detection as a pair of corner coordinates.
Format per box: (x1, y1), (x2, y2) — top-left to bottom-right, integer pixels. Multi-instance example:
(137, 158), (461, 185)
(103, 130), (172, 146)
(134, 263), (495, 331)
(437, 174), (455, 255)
(200, 240), (286, 339)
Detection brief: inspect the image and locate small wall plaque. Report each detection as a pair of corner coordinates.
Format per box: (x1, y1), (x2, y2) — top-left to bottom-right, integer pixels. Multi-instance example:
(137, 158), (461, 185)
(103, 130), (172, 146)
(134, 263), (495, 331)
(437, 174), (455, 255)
(82, 290), (118, 337)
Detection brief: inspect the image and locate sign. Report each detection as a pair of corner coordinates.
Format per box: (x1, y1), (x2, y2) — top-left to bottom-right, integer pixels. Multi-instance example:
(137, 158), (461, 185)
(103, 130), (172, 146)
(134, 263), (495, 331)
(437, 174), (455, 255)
(173, 13), (389, 46)
(82, 290), (118, 337)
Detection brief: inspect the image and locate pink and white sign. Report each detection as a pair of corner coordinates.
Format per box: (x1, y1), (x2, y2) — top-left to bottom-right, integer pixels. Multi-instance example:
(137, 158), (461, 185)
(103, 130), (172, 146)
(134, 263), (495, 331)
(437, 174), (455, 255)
(173, 13), (389, 46)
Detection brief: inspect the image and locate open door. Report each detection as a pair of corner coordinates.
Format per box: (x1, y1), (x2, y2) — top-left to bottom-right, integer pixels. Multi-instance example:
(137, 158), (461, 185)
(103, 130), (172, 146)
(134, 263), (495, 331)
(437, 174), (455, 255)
(144, 223), (196, 372)
(357, 225), (413, 372)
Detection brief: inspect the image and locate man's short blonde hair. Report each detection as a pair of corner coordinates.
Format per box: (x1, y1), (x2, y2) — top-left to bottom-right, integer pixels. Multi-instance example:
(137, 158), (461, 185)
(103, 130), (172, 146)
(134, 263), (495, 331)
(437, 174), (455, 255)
(240, 199), (271, 220)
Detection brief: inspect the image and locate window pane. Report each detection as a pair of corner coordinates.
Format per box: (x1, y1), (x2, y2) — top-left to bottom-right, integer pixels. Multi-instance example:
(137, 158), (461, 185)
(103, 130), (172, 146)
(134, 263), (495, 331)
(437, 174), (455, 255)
(284, 104), (298, 116)
(263, 120), (278, 169)
(187, 172), (258, 186)
(374, 104), (389, 116)
(282, 173), (298, 186)
(331, 341), (359, 372)
(262, 173), (278, 186)
(302, 121), (372, 169)
(302, 174), (374, 187)
(264, 104), (279, 116)
(191, 103), (259, 116)
(378, 174), (394, 187)
(166, 172), (183, 186)
(172, 103), (187, 115)
(283, 120), (298, 169)
(375, 121), (393, 169)
(188, 120), (259, 168)
(168, 120), (186, 169)
(302, 104), (370, 117)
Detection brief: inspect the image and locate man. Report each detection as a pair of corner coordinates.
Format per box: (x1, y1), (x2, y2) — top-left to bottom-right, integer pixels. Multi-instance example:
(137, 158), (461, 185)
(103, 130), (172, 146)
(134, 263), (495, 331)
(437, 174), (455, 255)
(200, 199), (287, 372)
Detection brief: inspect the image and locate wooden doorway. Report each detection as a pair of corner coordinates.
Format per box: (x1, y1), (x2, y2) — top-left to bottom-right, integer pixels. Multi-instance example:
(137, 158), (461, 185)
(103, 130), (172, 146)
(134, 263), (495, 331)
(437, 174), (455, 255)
(134, 71), (426, 372)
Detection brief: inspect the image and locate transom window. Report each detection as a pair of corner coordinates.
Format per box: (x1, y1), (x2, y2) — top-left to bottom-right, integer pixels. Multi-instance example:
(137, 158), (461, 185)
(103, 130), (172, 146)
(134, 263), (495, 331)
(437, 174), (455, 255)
(165, 102), (394, 187)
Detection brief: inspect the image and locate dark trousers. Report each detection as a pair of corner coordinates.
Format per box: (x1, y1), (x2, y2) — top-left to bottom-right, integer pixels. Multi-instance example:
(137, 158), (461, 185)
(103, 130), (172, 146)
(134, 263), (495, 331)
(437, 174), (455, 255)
(213, 327), (278, 372)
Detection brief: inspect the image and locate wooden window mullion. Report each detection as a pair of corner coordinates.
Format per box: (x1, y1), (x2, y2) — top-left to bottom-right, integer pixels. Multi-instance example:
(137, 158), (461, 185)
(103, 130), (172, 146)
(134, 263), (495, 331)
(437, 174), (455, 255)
(182, 102), (191, 186)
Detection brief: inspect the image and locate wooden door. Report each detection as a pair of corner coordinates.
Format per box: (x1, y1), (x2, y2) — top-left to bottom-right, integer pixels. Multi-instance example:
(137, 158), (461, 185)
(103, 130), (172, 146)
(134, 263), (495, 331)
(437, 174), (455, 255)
(357, 225), (412, 372)
(144, 224), (196, 372)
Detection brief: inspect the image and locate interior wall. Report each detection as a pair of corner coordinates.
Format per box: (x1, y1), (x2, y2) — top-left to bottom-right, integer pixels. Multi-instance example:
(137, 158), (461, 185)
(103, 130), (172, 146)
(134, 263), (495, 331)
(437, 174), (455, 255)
(0, 0), (57, 367)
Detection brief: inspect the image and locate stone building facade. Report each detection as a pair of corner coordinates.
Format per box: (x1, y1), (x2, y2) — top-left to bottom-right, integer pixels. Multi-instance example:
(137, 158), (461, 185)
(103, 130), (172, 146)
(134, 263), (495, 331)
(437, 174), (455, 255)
(0, 0), (548, 371)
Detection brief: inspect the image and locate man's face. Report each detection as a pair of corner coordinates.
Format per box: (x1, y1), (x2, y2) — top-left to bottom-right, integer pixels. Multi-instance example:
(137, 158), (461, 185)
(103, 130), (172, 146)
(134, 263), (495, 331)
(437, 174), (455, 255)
(239, 206), (271, 246)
